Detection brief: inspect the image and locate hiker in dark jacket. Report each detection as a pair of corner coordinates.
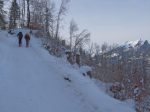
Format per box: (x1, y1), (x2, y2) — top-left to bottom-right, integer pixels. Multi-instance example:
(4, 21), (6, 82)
(24, 33), (30, 47)
(17, 32), (23, 47)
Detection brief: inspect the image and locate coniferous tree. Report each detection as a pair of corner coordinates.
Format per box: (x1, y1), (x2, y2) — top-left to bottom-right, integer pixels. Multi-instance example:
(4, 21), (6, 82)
(0, 0), (5, 27)
(9, 0), (20, 28)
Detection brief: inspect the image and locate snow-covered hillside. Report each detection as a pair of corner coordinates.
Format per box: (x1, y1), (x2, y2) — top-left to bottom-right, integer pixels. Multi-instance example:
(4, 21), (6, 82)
(0, 30), (135, 112)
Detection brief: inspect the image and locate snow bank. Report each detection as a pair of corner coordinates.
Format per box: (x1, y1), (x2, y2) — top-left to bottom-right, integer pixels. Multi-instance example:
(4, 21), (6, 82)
(0, 30), (135, 112)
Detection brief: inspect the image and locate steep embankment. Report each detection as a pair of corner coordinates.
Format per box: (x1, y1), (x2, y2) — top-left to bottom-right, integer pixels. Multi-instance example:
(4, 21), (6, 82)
(0, 30), (135, 112)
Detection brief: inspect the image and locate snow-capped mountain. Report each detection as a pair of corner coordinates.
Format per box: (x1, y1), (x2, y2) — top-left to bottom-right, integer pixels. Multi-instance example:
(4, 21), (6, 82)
(122, 39), (144, 48)
(105, 39), (150, 58)
(121, 39), (150, 51)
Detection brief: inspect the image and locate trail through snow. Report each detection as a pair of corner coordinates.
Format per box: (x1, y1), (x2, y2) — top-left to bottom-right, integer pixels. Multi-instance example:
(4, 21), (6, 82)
(0, 30), (135, 112)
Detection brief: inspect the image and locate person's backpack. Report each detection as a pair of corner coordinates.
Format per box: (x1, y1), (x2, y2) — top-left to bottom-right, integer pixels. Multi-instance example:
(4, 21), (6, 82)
(18, 32), (23, 38)
(25, 33), (30, 40)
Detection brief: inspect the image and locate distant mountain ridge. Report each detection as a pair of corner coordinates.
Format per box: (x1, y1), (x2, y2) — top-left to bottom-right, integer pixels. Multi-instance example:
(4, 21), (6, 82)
(104, 39), (150, 59)
(121, 39), (150, 50)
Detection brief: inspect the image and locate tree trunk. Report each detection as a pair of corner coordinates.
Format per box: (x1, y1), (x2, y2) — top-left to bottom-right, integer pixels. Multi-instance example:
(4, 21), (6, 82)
(27, 0), (30, 28)
(55, 14), (60, 41)
(22, 0), (25, 27)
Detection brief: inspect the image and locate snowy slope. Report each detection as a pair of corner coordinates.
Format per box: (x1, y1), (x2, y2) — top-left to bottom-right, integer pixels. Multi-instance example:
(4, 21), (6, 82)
(0, 30), (135, 112)
(121, 39), (144, 49)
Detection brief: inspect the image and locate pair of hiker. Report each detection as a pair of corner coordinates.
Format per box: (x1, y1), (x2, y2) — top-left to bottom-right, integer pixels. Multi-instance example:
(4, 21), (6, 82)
(17, 32), (30, 47)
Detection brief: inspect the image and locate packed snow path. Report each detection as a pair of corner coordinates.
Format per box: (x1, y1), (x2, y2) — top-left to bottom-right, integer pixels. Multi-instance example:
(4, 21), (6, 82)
(0, 30), (135, 112)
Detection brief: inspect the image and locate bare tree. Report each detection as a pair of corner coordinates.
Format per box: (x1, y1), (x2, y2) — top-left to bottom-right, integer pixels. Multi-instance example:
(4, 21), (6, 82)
(55, 0), (70, 41)
(30, 0), (47, 29)
(17, 0), (25, 27)
(94, 43), (101, 56)
(88, 42), (94, 58)
(26, 0), (30, 28)
(101, 42), (108, 53)
(47, 1), (56, 38)
(23, 0), (25, 25)
(73, 29), (90, 52)
(69, 19), (78, 51)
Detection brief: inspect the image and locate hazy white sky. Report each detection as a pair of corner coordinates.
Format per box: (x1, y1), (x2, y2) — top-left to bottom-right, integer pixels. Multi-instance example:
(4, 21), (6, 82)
(56, 0), (150, 45)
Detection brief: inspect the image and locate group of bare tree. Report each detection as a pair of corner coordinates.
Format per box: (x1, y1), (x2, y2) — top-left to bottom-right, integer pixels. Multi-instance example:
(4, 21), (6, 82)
(8, 0), (67, 38)
(7, 0), (92, 59)
(89, 41), (150, 112)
